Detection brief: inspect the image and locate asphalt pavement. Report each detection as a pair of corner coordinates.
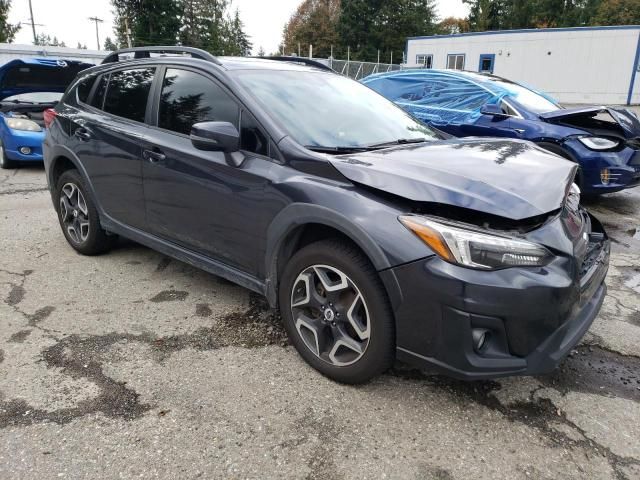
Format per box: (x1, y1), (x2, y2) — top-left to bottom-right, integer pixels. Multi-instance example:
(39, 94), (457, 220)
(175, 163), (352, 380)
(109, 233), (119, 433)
(1, 166), (639, 479)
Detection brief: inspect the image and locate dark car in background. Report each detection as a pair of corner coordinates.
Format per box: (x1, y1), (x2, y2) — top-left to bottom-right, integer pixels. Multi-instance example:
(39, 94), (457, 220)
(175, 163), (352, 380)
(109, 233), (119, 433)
(362, 69), (640, 195)
(0, 58), (93, 169)
(43, 47), (609, 383)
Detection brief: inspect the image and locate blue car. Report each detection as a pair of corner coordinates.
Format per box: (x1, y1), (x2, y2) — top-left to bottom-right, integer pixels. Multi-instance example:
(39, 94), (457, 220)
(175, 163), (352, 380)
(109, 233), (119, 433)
(362, 70), (640, 195)
(0, 58), (93, 169)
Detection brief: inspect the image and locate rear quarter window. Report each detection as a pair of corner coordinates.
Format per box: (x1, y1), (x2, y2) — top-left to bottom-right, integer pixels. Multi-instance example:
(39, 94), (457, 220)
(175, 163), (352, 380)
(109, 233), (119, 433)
(76, 76), (96, 104)
(103, 68), (155, 123)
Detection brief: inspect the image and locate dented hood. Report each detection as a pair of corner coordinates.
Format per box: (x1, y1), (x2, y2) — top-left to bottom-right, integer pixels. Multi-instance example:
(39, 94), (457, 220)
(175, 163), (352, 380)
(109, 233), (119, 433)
(540, 106), (640, 139)
(330, 139), (577, 220)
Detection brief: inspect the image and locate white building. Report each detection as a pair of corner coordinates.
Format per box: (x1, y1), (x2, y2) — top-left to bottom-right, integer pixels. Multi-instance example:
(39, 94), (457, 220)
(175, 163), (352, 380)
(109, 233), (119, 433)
(0, 43), (107, 66)
(405, 25), (640, 105)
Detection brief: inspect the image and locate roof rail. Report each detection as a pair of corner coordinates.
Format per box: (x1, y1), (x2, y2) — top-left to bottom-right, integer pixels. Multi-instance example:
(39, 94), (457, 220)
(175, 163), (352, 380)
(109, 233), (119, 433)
(102, 46), (222, 66)
(263, 56), (335, 72)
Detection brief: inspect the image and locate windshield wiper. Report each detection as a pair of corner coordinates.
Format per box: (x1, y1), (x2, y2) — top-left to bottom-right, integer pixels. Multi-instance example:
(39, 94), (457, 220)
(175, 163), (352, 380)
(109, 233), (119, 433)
(305, 145), (380, 154)
(364, 138), (429, 148)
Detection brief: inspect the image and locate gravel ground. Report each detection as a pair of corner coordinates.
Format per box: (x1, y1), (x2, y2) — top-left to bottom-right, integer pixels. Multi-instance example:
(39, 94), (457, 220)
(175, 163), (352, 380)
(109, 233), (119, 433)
(0, 166), (639, 480)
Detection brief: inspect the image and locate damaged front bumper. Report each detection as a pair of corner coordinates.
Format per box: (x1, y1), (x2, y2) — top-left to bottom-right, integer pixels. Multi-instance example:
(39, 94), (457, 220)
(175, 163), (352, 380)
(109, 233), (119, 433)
(380, 214), (610, 380)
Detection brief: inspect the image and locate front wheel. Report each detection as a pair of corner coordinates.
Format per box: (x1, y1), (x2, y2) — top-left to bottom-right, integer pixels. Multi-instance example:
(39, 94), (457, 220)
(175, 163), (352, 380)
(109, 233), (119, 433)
(279, 240), (395, 384)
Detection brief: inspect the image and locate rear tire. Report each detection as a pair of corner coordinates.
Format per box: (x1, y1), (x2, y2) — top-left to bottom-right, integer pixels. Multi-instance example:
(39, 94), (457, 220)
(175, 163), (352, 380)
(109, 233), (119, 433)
(279, 239), (395, 384)
(55, 169), (116, 255)
(0, 139), (16, 169)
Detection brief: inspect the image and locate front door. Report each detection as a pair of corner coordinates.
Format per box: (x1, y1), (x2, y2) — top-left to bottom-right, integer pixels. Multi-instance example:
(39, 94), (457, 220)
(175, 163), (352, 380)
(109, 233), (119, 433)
(142, 66), (273, 275)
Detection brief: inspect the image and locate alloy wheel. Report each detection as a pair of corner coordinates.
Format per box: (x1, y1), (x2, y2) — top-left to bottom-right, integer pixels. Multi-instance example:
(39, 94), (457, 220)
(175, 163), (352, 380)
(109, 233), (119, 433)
(59, 182), (90, 244)
(290, 264), (370, 366)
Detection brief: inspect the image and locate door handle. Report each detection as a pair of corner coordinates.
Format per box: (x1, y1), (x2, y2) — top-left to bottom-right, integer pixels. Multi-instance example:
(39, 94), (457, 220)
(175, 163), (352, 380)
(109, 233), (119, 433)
(74, 128), (92, 141)
(143, 149), (166, 164)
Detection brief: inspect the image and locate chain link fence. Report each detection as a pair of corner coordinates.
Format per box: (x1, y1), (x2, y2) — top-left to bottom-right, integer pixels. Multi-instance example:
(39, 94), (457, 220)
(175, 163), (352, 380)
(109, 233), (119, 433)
(321, 59), (403, 80)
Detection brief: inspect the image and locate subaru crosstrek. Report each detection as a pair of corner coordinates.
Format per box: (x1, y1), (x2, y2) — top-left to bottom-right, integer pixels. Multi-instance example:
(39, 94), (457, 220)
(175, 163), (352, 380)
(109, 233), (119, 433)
(43, 47), (610, 384)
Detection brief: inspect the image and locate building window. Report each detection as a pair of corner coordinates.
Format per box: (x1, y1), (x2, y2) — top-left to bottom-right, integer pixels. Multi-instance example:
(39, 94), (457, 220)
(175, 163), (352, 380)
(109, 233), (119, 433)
(447, 54), (465, 70)
(416, 54), (433, 69)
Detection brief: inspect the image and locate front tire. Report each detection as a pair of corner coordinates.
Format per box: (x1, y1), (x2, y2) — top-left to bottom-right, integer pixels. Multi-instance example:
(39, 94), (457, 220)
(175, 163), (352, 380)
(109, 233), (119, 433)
(55, 169), (116, 255)
(279, 239), (395, 384)
(0, 139), (16, 169)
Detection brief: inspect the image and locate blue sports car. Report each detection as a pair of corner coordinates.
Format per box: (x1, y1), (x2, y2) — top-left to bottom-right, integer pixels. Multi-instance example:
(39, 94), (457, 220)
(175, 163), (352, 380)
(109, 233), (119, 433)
(362, 70), (640, 195)
(0, 58), (92, 169)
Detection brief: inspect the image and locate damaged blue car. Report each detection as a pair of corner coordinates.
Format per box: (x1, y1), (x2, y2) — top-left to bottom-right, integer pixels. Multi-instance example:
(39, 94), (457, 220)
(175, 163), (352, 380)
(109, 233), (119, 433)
(362, 70), (640, 195)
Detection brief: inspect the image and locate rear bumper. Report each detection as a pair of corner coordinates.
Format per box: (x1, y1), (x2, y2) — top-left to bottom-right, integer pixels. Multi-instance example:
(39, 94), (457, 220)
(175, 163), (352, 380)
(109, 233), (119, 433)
(382, 238), (610, 380)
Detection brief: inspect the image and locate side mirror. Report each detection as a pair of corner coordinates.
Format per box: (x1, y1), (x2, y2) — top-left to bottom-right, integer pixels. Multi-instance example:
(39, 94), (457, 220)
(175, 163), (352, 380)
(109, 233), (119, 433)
(480, 103), (509, 118)
(190, 121), (240, 153)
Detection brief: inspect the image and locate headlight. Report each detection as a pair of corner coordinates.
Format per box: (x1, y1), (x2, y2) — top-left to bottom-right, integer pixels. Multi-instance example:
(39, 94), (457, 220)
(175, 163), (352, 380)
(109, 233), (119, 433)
(5, 117), (42, 132)
(399, 216), (552, 270)
(578, 136), (619, 150)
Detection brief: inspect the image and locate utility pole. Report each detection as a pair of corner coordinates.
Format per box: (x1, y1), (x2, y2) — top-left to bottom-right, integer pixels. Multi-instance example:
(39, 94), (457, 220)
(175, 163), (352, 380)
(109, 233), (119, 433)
(88, 16), (104, 50)
(124, 18), (132, 48)
(28, 0), (37, 44)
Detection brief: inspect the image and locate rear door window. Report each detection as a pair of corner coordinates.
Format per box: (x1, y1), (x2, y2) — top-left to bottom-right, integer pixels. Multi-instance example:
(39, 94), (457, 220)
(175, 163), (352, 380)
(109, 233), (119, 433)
(158, 68), (239, 135)
(103, 68), (155, 123)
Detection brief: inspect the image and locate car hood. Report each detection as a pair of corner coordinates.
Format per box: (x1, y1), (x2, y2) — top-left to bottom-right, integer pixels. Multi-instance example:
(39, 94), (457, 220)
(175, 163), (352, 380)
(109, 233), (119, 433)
(539, 106), (640, 139)
(329, 139), (577, 220)
(0, 58), (93, 100)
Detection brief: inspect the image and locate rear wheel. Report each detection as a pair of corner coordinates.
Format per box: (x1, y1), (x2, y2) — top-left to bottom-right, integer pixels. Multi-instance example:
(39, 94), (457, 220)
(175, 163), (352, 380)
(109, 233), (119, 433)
(55, 169), (116, 255)
(279, 239), (395, 384)
(0, 139), (16, 169)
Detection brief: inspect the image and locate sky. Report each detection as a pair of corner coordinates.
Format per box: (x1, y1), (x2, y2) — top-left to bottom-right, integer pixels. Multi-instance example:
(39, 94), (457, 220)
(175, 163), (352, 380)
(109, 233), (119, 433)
(9, 0), (469, 54)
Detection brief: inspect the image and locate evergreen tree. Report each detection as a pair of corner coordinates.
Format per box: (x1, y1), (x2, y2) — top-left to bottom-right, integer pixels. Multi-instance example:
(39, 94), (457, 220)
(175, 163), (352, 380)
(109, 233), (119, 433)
(337, 0), (438, 63)
(180, 0), (228, 53)
(112, 0), (181, 46)
(257, 46), (266, 57)
(104, 37), (118, 51)
(225, 8), (252, 56)
(0, 0), (18, 42)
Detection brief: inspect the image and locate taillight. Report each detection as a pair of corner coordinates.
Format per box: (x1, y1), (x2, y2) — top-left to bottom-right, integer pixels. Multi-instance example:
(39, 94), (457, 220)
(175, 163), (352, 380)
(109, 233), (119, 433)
(43, 108), (57, 129)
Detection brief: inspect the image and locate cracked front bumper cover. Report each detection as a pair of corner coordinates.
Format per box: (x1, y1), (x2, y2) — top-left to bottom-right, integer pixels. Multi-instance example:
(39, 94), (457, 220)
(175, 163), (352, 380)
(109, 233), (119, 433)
(382, 239), (610, 381)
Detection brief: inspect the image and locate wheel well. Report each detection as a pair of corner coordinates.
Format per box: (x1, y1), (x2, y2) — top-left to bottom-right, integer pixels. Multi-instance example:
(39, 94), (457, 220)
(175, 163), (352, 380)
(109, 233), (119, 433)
(535, 141), (583, 187)
(275, 223), (369, 285)
(51, 156), (76, 187)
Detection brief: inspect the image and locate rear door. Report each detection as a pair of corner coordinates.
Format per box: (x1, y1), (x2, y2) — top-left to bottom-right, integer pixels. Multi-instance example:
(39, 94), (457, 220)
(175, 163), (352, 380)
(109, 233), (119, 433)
(142, 66), (273, 274)
(69, 67), (155, 229)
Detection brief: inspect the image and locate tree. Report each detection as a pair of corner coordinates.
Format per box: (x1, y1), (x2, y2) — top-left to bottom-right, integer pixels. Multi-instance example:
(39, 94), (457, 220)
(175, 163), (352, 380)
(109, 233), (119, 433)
(180, 0), (228, 53)
(593, 0), (640, 25)
(104, 36), (118, 51)
(338, 0), (438, 63)
(34, 34), (66, 47)
(257, 46), (266, 56)
(111, 0), (181, 46)
(437, 17), (471, 34)
(224, 8), (252, 56)
(282, 0), (340, 58)
(0, 0), (18, 42)
(76, 42), (88, 49)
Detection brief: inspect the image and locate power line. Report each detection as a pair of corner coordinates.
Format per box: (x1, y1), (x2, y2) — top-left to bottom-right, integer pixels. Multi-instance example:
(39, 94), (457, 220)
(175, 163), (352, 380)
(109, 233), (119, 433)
(88, 16), (104, 50)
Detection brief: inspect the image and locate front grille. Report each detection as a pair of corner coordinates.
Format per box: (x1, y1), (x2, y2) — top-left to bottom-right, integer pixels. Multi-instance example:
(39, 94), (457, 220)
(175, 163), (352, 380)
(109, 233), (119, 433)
(579, 235), (605, 279)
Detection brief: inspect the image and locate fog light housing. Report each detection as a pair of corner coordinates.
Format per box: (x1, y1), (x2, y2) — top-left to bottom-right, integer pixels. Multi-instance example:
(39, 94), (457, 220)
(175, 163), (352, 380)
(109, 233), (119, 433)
(601, 168), (610, 185)
(472, 328), (490, 353)
(19, 146), (31, 155)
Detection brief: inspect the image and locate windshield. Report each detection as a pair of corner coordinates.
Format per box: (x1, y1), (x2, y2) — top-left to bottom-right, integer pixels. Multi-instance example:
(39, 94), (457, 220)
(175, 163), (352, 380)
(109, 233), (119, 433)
(233, 70), (438, 148)
(2, 92), (62, 103)
(484, 77), (560, 114)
